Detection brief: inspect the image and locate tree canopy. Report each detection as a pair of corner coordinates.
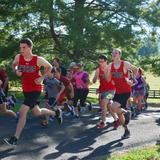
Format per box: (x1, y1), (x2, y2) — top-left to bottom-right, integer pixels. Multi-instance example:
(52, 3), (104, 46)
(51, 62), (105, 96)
(0, 0), (160, 73)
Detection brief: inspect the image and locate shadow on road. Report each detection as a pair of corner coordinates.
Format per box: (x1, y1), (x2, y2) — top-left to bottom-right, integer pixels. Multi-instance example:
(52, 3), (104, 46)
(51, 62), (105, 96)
(0, 112), (118, 159)
(0, 145), (48, 159)
(43, 125), (122, 160)
(81, 138), (123, 160)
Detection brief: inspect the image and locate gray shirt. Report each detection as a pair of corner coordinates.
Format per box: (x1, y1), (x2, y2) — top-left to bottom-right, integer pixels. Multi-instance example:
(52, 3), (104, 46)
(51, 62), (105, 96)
(44, 77), (62, 98)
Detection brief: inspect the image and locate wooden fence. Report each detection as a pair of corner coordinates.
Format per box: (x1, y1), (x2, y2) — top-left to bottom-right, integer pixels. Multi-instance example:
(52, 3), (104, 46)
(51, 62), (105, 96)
(89, 88), (160, 99)
(9, 83), (160, 99)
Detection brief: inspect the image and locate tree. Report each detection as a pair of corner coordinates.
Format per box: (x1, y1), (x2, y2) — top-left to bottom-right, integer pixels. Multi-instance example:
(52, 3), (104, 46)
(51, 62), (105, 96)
(0, 0), (160, 68)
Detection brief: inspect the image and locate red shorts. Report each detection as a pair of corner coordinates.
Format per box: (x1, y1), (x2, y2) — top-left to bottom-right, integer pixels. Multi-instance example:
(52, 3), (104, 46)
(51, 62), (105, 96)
(58, 92), (66, 105)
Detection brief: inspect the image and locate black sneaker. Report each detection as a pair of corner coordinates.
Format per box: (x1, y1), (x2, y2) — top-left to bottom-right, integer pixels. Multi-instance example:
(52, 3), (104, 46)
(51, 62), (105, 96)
(4, 136), (18, 146)
(124, 110), (131, 125)
(121, 130), (130, 139)
(55, 108), (63, 124)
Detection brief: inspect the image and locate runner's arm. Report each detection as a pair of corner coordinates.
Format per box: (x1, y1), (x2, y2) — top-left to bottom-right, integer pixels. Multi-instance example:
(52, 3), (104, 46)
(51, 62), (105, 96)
(92, 68), (99, 83)
(124, 61), (138, 76)
(104, 64), (112, 82)
(12, 54), (20, 71)
(37, 56), (52, 79)
(12, 54), (22, 77)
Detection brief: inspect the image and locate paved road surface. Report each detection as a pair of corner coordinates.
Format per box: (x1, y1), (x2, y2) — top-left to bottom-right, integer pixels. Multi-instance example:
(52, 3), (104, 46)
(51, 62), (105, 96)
(0, 107), (160, 160)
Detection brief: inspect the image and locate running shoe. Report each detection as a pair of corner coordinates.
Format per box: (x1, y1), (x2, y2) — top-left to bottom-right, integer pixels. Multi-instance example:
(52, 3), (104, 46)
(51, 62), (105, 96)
(113, 119), (120, 129)
(64, 102), (70, 112)
(121, 129), (130, 139)
(39, 116), (48, 127)
(70, 106), (75, 116)
(4, 136), (18, 146)
(64, 103), (75, 116)
(40, 121), (48, 128)
(55, 108), (63, 124)
(97, 120), (105, 128)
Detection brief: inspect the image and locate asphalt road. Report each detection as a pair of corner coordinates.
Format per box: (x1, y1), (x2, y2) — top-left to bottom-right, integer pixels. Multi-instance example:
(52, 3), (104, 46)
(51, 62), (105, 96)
(0, 106), (160, 160)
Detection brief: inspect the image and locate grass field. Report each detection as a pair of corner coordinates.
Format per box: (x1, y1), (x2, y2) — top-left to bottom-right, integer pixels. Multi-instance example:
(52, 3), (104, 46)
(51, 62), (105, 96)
(107, 145), (160, 160)
(145, 72), (160, 90)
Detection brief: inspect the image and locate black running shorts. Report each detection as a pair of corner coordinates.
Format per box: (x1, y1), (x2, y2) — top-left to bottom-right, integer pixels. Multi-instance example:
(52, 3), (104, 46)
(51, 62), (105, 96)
(113, 92), (131, 108)
(23, 91), (41, 109)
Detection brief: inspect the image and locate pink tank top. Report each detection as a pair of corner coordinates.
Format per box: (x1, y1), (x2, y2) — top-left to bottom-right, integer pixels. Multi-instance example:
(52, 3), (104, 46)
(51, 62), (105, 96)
(74, 71), (89, 89)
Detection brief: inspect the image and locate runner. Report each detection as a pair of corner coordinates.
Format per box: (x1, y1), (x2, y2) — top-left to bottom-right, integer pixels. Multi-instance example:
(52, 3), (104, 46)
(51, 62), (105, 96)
(107, 48), (138, 139)
(73, 63), (90, 117)
(92, 54), (117, 128)
(52, 67), (74, 114)
(40, 67), (65, 126)
(125, 69), (138, 116)
(52, 57), (67, 76)
(132, 68), (146, 112)
(64, 68), (76, 116)
(143, 76), (150, 109)
(4, 38), (63, 146)
(0, 67), (17, 118)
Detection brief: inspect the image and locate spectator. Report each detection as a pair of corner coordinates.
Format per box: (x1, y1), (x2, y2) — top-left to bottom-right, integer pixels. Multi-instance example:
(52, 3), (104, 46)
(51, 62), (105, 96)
(73, 62), (90, 117)
(0, 67), (9, 96)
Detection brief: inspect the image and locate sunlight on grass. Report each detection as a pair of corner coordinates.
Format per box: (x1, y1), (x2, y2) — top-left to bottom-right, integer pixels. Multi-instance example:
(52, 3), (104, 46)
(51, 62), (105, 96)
(145, 72), (160, 90)
(108, 145), (160, 160)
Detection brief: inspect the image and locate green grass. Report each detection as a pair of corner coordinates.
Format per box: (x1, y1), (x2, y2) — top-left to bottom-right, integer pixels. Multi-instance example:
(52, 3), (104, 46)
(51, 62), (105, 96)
(107, 145), (160, 160)
(147, 98), (160, 104)
(145, 72), (160, 90)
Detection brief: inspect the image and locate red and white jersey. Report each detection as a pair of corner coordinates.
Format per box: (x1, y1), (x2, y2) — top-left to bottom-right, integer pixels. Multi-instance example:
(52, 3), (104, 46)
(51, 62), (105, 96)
(111, 61), (131, 94)
(18, 54), (42, 92)
(98, 67), (115, 93)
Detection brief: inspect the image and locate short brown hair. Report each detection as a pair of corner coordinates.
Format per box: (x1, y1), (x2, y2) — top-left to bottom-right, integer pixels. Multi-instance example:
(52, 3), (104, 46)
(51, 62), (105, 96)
(52, 57), (60, 64)
(20, 38), (33, 47)
(113, 48), (122, 54)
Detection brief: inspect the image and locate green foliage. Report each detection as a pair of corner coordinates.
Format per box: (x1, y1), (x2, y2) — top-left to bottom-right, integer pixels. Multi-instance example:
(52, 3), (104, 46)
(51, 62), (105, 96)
(0, 0), (160, 74)
(138, 55), (160, 76)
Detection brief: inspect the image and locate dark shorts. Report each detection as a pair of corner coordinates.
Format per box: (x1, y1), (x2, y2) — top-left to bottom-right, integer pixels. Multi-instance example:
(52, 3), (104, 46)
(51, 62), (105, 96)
(113, 92), (131, 108)
(48, 97), (56, 106)
(23, 91), (41, 109)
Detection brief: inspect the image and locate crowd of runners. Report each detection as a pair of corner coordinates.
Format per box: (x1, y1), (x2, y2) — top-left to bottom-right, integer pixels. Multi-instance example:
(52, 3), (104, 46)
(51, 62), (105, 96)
(0, 38), (153, 146)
